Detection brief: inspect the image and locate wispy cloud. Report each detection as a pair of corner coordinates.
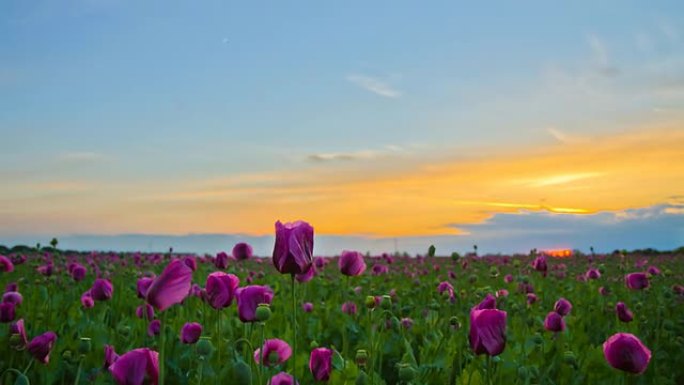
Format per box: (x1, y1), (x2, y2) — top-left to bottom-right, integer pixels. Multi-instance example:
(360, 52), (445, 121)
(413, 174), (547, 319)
(346, 74), (402, 98)
(587, 34), (619, 77)
(307, 145), (403, 163)
(58, 151), (106, 163)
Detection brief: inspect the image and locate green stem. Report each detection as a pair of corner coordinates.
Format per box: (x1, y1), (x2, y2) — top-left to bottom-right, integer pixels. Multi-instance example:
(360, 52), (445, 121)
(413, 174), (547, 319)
(217, 310), (221, 385)
(198, 359), (203, 385)
(258, 323), (266, 385)
(291, 275), (298, 383)
(22, 359), (34, 376)
(486, 355), (493, 385)
(368, 309), (374, 385)
(73, 356), (83, 385)
(159, 311), (166, 385)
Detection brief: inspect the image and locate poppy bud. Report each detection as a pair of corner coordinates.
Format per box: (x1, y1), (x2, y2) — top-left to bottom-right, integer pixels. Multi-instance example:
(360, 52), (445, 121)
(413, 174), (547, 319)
(79, 337), (92, 354)
(381, 295), (392, 309)
(197, 337), (215, 358)
(255, 304), (272, 322)
(355, 349), (368, 367)
(564, 351), (577, 368)
(365, 296), (376, 309)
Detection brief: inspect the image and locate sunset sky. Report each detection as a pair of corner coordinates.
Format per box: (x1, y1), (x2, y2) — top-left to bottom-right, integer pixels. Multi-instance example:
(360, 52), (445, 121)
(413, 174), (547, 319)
(1, 1), (683, 254)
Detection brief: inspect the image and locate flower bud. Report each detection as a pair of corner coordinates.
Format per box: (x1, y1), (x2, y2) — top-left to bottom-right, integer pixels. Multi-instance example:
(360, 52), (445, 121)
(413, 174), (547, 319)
(255, 304), (271, 322)
(197, 336), (215, 358)
(310, 340), (319, 349)
(62, 350), (73, 361)
(563, 351), (577, 368)
(13, 374), (29, 385)
(381, 295), (392, 309)
(365, 296), (376, 309)
(232, 359), (252, 385)
(355, 349), (368, 367)
(79, 337), (92, 354)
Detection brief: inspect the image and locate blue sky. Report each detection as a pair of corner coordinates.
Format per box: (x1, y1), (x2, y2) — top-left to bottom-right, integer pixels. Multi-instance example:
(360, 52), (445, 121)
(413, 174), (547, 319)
(1, 1), (683, 254)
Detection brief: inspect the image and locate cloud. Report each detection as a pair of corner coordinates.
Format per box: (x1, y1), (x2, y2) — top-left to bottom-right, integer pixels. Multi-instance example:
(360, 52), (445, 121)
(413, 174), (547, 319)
(346, 74), (402, 98)
(306, 145), (403, 163)
(587, 34), (620, 77)
(57, 151), (106, 163)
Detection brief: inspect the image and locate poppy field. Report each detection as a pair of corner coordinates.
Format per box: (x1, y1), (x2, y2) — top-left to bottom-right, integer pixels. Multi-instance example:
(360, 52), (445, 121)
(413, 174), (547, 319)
(0, 221), (683, 385)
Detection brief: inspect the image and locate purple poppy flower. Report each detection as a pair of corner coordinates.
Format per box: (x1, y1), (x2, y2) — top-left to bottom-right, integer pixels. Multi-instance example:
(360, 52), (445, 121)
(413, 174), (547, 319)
(531, 256), (547, 276)
(647, 266), (660, 276)
(309, 347), (334, 382)
(0, 256), (14, 273)
(586, 268), (601, 280)
(137, 277), (155, 299)
(81, 294), (95, 309)
(616, 302), (634, 323)
(341, 302), (357, 315)
(145, 259), (193, 312)
(104, 344), (119, 369)
(469, 308), (507, 356)
(205, 272), (240, 310)
(10, 318), (28, 347)
(544, 311), (566, 332)
(253, 338), (292, 367)
(272, 220), (314, 275)
(400, 318), (414, 329)
(339, 250), (366, 276)
(233, 242), (253, 261)
(0, 302), (16, 323)
(236, 285), (274, 323)
(599, 286), (610, 296)
(90, 279), (114, 301)
(603, 333), (651, 374)
(214, 251), (230, 269)
(5, 282), (18, 292)
(109, 348), (159, 385)
(554, 298), (572, 316)
(270, 372), (298, 385)
(314, 257), (326, 269)
(27, 331), (57, 364)
(625, 273), (649, 290)
(71, 264), (87, 282)
(147, 319), (161, 337)
(526, 293), (538, 305)
(438, 281), (454, 296)
(180, 322), (202, 344)
(37, 263), (53, 276)
(136, 304), (155, 320)
(2, 291), (22, 306)
(302, 302), (314, 313)
(504, 274), (513, 283)
(371, 264), (389, 275)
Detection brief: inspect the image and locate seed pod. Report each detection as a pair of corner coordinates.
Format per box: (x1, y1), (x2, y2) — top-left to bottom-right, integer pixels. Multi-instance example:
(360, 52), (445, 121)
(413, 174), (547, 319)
(79, 337), (92, 354)
(255, 304), (271, 322)
(232, 358), (252, 385)
(197, 337), (215, 358)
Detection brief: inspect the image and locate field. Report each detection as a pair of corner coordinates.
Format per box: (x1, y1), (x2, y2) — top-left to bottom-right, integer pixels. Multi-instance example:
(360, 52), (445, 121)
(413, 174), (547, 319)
(1, 236), (683, 385)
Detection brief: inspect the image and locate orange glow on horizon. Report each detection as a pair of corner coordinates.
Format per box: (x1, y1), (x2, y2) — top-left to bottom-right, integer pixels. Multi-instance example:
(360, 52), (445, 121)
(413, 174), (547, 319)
(542, 249), (573, 258)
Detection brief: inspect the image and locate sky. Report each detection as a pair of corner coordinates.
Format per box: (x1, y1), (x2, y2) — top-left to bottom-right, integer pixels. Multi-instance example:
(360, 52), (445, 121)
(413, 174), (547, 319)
(1, 1), (683, 254)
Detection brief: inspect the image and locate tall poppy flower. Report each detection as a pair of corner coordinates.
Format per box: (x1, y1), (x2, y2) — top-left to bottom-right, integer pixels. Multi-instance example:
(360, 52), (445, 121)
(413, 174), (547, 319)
(27, 331), (57, 364)
(625, 273), (649, 290)
(338, 251), (366, 276)
(236, 285), (274, 323)
(204, 272), (240, 310)
(272, 220), (314, 275)
(554, 298), (572, 316)
(233, 242), (253, 261)
(544, 311), (566, 332)
(90, 279), (114, 301)
(180, 322), (202, 344)
(603, 333), (651, 374)
(616, 302), (634, 323)
(145, 259), (193, 312)
(253, 339), (292, 367)
(109, 348), (160, 385)
(0, 256), (14, 273)
(469, 308), (507, 356)
(309, 347), (334, 382)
